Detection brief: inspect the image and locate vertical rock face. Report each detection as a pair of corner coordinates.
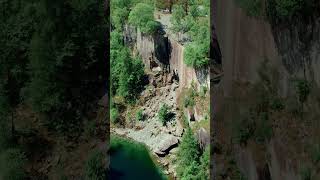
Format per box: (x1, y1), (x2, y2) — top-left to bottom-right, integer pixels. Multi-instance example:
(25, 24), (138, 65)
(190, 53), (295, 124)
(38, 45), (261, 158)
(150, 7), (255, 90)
(215, 0), (320, 179)
(168, 40), (210, 90)
(216, 0), (284, 96)
(126, 25), (210, 90)
(272, 18), (320, 86)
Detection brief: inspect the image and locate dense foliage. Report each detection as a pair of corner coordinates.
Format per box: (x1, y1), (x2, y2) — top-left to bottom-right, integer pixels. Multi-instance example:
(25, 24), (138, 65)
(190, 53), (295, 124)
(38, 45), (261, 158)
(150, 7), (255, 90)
(110, 1), (149, 126)
(176, 127), (209, 179)
(158, 104), (171, 125)
(170, 0), (210, 68)
(0, 0), (107, 178)
(129, 3), (160, 34)
(110, 33), (146, 103)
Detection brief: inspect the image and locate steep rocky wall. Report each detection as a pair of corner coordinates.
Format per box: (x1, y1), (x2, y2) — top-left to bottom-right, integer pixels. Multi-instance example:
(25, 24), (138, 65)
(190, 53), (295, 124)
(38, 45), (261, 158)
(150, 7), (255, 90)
(125, 25), (210, 90)
(168, 40), (210, 90)
(216, 0), (288, 97)
(136, 29), (155, 69)
(214, 0), (320, 179)
(272, 17), (320, 86)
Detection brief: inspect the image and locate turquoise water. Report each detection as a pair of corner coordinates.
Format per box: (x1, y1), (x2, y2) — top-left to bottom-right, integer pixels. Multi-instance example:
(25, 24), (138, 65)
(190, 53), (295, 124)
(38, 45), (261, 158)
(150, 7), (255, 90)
(109, 136), (167, 180)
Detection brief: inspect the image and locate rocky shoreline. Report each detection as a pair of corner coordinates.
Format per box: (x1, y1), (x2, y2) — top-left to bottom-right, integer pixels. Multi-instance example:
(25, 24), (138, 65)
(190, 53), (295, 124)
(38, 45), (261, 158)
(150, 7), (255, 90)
(111, 82), (184, 177)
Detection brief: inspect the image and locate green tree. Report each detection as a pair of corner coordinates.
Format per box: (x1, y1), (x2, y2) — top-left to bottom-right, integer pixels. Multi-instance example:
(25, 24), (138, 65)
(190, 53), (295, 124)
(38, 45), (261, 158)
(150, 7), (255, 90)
(117, 55), (145, 102)
(176, 127), (200, 178)
(171, 5), (187, 33)
(158, 104), (171, 125)
(129, 3), (159, 33)
(184, 42), (209, 68)
(197, 147), (210, 179)
(111, 0), (132, 30)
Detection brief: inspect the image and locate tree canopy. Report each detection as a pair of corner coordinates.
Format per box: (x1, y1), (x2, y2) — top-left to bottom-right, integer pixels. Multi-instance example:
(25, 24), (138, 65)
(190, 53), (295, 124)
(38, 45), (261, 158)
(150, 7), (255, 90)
(129, 3), (160, 34)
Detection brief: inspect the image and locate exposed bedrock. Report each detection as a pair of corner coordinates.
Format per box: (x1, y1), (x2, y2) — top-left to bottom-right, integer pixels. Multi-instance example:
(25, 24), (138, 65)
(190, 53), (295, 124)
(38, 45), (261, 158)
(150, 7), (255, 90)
(123, 24), (210, 91)
(216, 0), (320, 179)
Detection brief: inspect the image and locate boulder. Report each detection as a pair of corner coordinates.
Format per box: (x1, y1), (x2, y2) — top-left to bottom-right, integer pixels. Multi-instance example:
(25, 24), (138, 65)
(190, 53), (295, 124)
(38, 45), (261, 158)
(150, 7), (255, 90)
(174, 124), (184, 137)
(154, 136), (179, 156)
(154, 150), (167, 157)
(197, 128), (210, 150)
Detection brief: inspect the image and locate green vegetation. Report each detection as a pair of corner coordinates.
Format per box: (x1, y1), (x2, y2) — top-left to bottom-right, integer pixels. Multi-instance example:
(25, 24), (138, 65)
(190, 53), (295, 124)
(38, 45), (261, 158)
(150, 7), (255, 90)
(176, 127), (209, 179)
(129, 3), (160, 34)
(170, 1), (210, 68)
(136, 109), (145, 121)
(183, 85), (197, 108)
(200, 85), (208, 98)
(85, 150), (107, 180)
(0, 0), (107, 178)
(184, 96), (196, 108)
(111, 1), (149, 111)
(110, 36), (146, 103)
(158, 104), (171, 126)
(111, 108), (120, 124)
(184, 42), (209, 68)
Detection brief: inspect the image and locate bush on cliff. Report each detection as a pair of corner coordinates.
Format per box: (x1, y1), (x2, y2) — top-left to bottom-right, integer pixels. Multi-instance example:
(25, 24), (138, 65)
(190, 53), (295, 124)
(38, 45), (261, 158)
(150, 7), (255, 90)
(158, 104), (171, 126)
(184, 42), (209, 68)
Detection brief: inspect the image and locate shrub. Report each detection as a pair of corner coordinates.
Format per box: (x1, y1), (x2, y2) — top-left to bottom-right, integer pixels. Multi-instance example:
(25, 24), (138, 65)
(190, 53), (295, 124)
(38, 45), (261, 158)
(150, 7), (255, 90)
(158, 104), (171, 126)
(184, 96), (195, 108)
(136, 109), (145, 121)
(200, 85), (208, 97)
(171, 5), (187, 33)
(176, 128), (200, 178)
(184, 42), (209, 68)
(0, 148), (26, 180)
(85, 150), (106, 180)
(110, 108), (119, 124)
